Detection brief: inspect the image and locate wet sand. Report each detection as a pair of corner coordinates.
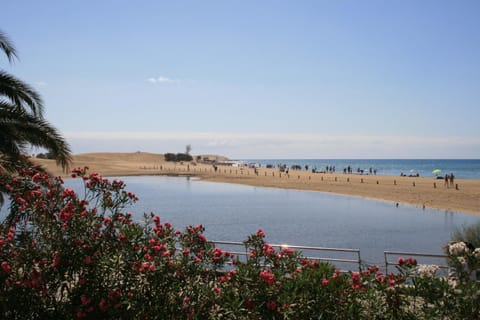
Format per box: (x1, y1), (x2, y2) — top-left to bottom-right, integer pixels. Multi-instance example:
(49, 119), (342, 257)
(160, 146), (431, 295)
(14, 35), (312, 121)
(33, 152), (480, 215)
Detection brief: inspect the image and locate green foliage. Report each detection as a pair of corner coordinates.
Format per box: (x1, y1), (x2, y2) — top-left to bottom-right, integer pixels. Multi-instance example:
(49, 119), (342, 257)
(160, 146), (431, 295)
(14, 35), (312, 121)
(0, 166), (479, 319)
(452, 221), (480, 248)
(164, 153), (193, 162)
(0, 30), (71, 172)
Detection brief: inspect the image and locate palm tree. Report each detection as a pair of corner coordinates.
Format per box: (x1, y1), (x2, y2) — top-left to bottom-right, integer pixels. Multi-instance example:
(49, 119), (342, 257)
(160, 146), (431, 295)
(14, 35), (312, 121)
(0, 30), (71, 172)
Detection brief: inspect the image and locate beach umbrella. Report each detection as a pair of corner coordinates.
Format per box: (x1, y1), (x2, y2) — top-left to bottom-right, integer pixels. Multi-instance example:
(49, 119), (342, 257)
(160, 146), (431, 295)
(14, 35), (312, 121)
(432, 169), (442, 175)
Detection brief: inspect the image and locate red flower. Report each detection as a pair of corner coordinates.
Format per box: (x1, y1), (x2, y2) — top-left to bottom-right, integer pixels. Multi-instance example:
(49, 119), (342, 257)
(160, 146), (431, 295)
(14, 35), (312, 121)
(257, 229), (265, 238)
(321, 278), (329, 286)
(99, 298), (109, 311)
(263, 243), (275, 256)
(85, 256), (92, 265)
(81, 295), (91, 306)
(266, 300), (276, 311)
(245, 297), (254, 311)
(51, 253), (60, 268)
(198, 233), (207, 243)
(1, 261), (11, 274)
(259, 269), (275, 285)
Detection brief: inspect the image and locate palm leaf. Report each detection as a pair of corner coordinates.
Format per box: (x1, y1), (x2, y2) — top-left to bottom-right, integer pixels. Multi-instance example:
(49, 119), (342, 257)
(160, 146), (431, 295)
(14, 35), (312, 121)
(0, 104), (71, 171)
(0, 71), (44, 117)
(0, 30), (17, 63)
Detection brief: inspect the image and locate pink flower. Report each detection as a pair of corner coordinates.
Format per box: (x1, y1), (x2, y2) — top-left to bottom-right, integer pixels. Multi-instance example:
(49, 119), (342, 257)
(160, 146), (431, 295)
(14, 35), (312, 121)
(263, 243), (275, 256)
(321, 278), (329, 286)
(198, 234), (207, 243)
(259, 269), (275, 285)
(257, 229), (265, 238)
(61, 188), (75, 198)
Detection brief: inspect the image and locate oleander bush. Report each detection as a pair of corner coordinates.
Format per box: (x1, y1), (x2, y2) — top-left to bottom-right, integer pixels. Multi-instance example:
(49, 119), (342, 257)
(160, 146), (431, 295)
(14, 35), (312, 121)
(452, 221), (480, 248)
(0, 166), (479, 319)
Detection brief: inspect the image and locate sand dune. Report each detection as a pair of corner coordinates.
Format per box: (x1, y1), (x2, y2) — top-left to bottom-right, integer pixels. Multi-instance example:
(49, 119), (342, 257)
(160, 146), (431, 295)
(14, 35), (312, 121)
(33, 152), (480, 215)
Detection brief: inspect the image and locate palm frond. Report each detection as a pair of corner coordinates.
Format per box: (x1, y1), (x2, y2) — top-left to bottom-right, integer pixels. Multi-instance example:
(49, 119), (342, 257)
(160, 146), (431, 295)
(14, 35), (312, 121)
(0, 30), (18, 63)
(0, 105), (72, 171)
(0, 71), (44, 117)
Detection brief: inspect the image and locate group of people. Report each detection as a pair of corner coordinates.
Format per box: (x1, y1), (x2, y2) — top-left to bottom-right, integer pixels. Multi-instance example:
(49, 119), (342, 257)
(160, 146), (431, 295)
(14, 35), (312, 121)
(444, 173), (455, 187)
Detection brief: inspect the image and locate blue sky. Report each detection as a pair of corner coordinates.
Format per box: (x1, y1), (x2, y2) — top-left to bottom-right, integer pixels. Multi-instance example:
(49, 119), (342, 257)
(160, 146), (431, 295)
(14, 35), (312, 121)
(2, 0), (480, 158)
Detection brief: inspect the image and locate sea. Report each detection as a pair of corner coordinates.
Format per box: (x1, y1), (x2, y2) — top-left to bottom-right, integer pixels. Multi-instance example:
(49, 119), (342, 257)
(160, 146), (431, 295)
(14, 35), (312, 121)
(243, 159), (480, 179)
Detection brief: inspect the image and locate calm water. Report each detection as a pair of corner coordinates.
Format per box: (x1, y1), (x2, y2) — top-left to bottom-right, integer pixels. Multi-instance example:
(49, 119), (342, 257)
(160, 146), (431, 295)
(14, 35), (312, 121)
(3, 174), (479, 268)
(245, 159), (480, 179)
(91, 176), (479, 267)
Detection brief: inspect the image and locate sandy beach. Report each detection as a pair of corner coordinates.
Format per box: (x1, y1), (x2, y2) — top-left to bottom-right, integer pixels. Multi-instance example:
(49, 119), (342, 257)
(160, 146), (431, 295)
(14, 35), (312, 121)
(33, 152), (480, 215)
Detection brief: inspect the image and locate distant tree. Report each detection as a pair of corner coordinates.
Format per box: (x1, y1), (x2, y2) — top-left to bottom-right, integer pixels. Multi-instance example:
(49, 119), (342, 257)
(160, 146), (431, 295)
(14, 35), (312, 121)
(164, 153), (193, 162)
(164, 153), (177, 162)
(185, 144), (192, 155)
(176, 153), (192, 162)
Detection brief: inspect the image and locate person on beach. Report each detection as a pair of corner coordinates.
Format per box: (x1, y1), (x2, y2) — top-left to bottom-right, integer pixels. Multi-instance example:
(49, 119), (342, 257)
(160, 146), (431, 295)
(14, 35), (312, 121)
(444, 174), (449, 188)
(449, 173), (454, 187)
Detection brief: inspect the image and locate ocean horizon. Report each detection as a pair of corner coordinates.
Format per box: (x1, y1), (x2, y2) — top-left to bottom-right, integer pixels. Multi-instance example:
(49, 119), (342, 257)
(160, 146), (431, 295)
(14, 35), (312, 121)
(242, 159), (480, 180)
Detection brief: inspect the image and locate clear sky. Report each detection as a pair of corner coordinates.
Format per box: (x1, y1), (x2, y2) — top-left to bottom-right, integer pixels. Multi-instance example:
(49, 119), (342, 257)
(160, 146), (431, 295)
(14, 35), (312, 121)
(2, 0), (480, 159)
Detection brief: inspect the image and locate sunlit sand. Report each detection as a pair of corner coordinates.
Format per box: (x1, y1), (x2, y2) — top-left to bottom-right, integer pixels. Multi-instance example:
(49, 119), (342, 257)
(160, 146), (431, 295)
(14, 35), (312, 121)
(34, 152), (480, 215)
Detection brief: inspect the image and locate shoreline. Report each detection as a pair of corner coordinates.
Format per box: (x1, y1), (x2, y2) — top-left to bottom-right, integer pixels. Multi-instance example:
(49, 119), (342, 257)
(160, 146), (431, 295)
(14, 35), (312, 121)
(33, 153), (480, 216)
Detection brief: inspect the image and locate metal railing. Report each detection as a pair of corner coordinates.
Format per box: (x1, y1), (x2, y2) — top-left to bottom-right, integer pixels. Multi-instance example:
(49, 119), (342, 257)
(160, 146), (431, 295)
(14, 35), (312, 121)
(209, 241), (453, 275)
(209, 240), (362, 271)
(384, 250), (448, 273)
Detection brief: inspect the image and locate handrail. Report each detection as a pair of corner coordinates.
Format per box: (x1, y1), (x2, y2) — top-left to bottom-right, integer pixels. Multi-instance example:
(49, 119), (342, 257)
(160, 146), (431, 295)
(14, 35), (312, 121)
(208, 240), (362, 271)
(209, 241), (453, 275)
(384, 250), (448, 273)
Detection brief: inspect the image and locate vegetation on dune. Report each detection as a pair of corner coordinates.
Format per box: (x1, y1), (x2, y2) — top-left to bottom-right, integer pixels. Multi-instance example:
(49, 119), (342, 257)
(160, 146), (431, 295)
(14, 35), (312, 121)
(164, 152), (193, 162)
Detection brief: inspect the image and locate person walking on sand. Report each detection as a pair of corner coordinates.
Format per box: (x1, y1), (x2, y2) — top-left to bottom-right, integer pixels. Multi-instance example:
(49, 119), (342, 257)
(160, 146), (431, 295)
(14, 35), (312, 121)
(444, 174), (449, 188)
(449, 173), (454, 187)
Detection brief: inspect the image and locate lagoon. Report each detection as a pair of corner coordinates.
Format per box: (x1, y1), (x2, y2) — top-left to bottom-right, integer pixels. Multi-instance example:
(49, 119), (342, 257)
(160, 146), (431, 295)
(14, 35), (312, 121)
(91, 176), (480, 267)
